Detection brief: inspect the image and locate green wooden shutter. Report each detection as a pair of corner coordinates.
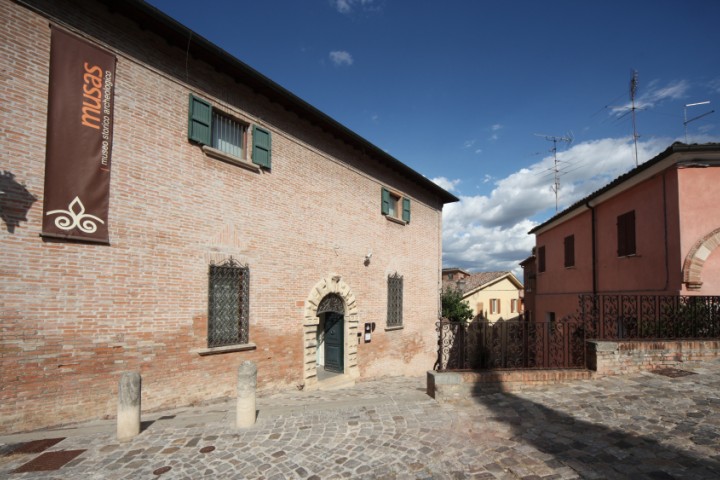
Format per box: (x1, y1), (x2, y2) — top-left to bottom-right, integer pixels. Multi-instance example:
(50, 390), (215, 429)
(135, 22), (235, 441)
(188, 94), (212, 145)
(381, 188), (390, 215)
(402, 197), (411, 223)
(252, 125), (271, 168)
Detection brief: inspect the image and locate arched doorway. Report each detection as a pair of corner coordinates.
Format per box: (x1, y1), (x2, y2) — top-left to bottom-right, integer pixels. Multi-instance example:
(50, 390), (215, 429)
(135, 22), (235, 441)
(316, 293), (344, 376)
(303, 275), (359, 390)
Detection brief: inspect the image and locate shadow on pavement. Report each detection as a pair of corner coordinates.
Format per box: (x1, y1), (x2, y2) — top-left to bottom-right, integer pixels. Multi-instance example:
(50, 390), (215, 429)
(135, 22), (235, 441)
(472, 390), (720, 479)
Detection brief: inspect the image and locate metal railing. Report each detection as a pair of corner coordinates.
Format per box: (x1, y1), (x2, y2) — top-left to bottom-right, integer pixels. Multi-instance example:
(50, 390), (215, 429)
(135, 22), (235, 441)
(436, 294), (720, 372)
(436, 315), (587, 371)
(582, 294), (720, 340)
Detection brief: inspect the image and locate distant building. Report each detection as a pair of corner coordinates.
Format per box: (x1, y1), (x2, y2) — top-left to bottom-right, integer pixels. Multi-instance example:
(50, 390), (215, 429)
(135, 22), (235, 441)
(442, 270), (523, 321)
(525, 143), (720, 322)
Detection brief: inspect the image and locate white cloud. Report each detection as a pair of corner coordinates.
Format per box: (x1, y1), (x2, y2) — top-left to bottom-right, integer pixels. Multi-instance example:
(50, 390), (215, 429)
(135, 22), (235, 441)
(610, 79), (689, 114)
(475, 148), (483, 154)
(329, 50), (354, 66)
(491, 124), (503, 131)
(463, 139), (476, 149)
(432, 177), (460, 192)
(331, 0), (379, 14)
(442, 136), (673, 278)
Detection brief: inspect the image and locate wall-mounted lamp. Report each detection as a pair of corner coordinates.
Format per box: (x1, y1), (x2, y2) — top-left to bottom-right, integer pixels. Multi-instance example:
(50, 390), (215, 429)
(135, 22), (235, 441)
(364, 250), (372, 266)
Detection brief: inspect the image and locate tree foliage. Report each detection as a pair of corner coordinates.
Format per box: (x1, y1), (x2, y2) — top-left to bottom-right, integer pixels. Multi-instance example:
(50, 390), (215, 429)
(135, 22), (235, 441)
(441, 288), (474, 323)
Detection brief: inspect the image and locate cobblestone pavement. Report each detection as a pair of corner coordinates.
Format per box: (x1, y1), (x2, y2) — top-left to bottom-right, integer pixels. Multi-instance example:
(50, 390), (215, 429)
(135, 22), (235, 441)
(1, 360), (720, 479)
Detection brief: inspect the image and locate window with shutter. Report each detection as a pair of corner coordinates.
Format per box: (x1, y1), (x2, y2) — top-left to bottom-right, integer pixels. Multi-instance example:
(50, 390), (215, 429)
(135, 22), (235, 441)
(252, 125), (271, 168)
(188, 94), (212, 145)
(188, 94), (270, 169)
(538, 246), (546, 272)
(617, 210), (636, 256)
(564, 235), (575, 267)
(381, 187), (410, 224)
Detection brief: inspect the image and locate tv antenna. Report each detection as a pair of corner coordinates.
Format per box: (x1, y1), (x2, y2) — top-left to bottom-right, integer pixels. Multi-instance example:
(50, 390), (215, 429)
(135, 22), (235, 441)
(629, 70), (640, 167)
(534, 133), (573, 212)
(684, 101), (714, 143)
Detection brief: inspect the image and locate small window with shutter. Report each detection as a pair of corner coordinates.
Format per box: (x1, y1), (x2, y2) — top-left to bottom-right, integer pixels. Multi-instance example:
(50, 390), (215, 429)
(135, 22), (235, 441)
(564, 235), (575, 268)
(381, 187), (411, 224)
(617, 210), (636, 257)
(188, 94), (271, 170)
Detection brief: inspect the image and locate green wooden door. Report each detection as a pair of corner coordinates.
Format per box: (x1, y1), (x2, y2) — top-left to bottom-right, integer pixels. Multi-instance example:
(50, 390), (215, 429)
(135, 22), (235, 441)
(324, 313), (344, 373)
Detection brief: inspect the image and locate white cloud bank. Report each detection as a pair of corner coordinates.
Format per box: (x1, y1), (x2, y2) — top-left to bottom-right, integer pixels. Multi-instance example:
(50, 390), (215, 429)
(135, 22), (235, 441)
(441, 136), (675, 279)
(329, 50), (354, 66)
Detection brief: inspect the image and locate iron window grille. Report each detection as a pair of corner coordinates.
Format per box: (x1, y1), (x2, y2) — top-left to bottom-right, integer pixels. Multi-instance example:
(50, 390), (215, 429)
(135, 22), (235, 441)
(212, 111), (246, 158)
(387, 273), (404, 327)
(208, 258), (249, 347)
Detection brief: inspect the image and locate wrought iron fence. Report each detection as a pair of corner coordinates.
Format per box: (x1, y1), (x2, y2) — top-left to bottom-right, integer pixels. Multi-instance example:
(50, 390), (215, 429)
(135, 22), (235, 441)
(435, 315), (587, 371)
(436, 294), (720, 372)
(581, 294), (720, 340)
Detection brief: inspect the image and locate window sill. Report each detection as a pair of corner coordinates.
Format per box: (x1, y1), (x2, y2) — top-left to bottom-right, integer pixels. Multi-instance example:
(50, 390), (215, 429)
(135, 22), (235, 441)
(385, 325), (404, 331)
(618, 254), (640, 259)
(202, 145), (260, 173)
(193, 343), (257, 356)
(384, 215), (407, 226)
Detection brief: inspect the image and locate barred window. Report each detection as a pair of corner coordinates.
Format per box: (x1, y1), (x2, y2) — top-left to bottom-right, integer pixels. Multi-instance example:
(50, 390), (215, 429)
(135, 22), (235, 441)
(208, 259), (249, 347)
(387, 273), (403, 327)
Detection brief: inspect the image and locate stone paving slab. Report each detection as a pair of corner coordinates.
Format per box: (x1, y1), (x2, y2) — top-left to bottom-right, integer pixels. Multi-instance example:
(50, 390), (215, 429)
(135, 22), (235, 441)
(1, 362), (720, 479)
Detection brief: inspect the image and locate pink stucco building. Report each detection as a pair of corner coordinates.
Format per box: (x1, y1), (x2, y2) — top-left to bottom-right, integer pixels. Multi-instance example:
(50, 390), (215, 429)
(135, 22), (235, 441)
(525, 143), (720, 322)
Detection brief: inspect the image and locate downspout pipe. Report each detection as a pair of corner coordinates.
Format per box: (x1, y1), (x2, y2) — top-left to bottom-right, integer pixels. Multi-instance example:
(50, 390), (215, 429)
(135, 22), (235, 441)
(586, 201), (597, 296)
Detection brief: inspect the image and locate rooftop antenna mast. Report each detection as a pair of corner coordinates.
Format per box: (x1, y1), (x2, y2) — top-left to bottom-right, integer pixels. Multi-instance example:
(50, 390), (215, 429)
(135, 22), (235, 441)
(684, 101), (714, 143)
(629, 70), (640, 167)
(535, 133), (573, 212)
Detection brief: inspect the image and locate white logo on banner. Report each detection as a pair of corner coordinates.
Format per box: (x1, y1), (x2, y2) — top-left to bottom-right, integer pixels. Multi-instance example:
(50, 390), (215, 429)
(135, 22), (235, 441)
(46, 196), (105, 233)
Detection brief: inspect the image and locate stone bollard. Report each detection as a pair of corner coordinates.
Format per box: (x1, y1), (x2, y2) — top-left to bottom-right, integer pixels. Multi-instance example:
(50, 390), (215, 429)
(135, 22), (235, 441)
(236, 361), (257, 428)
(117, 372), (141, 442)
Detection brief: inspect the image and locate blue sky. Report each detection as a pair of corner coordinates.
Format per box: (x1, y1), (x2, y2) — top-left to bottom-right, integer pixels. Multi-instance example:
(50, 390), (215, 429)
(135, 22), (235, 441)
(147, 0), (720, 278)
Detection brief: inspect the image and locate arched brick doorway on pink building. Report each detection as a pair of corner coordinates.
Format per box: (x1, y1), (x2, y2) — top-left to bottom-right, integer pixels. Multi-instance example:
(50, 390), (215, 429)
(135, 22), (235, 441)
(683, 227), (720, 290)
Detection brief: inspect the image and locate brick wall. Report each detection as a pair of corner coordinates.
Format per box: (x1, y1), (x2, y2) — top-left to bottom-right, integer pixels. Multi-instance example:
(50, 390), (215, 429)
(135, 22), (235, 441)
(0, 0), (447, 433)
(588, 340), (720, 376)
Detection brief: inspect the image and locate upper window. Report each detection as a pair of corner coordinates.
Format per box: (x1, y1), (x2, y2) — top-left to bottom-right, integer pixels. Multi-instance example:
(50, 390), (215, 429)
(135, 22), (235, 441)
(511, 298), (518, 313)
(387, 273), (403, 328)
(617, 210), (636, 257)
(212, 110), (246, 158)
(564, 234), (575, 268)
(538, 246), (546, 273)
(208, 259), (249, 348)
(188, 94), (271, 169)
(381, 187), (411, 223)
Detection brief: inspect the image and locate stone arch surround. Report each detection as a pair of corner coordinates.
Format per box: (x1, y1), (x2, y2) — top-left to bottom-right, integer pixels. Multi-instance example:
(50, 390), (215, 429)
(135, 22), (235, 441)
(683, 227), (720, 290)
(302, 275), (360, 389)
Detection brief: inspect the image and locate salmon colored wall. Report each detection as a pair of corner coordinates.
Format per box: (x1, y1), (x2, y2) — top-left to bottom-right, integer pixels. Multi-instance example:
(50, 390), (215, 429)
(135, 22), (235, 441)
(678, 166), (720, 294)
(594, 173), (673, 294)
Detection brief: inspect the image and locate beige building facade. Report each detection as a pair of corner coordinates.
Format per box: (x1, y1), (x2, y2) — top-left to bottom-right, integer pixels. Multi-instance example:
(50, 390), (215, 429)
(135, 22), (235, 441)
(442, 270), (523, 322)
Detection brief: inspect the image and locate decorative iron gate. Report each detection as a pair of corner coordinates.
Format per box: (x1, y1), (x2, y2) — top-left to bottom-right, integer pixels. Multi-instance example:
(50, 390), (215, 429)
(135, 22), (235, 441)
(436, 294), (720, 372)
(436, 316), (586, 371)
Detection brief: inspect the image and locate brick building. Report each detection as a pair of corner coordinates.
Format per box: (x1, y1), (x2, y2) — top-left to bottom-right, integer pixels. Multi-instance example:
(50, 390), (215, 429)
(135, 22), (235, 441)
(0, 0), (457, 433)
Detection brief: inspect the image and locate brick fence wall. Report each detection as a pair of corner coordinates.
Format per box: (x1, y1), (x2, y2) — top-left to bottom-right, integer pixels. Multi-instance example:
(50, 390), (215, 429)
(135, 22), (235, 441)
(428, 339), (720, 402)
(587, 340), (720, 376)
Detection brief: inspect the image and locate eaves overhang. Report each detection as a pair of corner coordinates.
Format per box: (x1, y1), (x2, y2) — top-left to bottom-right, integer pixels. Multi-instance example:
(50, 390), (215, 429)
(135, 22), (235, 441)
(529, 143), (720, 236)
(91, 0), (458, 204)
